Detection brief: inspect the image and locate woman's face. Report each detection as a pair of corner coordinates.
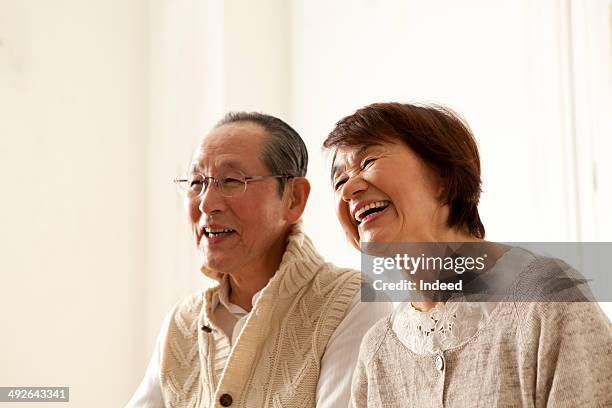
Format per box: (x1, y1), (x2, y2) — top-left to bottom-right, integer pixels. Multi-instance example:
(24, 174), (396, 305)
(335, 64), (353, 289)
(332, 140), (448, 249)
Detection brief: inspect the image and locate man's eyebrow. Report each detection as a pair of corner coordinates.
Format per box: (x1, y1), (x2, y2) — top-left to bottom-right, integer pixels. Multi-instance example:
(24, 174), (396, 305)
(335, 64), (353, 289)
(217, 160), (243, 171)
(189, 159), (244, 173)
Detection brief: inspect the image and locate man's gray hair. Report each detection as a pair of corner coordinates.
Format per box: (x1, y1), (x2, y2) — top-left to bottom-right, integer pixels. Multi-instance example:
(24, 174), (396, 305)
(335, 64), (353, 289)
(216, 112), (308, 196)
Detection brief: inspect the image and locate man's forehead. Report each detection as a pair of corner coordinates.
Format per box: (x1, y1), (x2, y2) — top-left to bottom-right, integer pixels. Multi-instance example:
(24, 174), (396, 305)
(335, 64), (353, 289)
(190, 146), (266, 173)
(190, 122), (266, 170)
(201, 122), (264, 149)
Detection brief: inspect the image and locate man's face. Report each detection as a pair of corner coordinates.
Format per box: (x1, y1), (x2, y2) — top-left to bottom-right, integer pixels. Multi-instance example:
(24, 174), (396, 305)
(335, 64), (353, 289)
(187, 122), (290, 276)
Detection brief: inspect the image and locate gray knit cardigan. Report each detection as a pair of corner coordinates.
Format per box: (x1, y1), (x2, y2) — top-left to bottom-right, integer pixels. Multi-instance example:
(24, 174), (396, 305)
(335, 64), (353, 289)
(350, 256), (612, 407)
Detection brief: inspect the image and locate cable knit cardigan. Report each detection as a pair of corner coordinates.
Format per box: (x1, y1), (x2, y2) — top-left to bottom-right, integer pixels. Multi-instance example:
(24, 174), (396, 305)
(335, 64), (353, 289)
(159, 223), (361, 408)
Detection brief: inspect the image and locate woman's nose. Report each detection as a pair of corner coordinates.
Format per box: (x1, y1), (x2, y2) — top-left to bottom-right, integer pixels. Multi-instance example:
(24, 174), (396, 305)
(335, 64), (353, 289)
(340, 174), (368, 202)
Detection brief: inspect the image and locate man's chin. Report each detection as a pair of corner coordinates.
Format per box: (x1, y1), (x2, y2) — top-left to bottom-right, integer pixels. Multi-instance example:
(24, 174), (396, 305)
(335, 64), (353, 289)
(199, 264), (224, 281)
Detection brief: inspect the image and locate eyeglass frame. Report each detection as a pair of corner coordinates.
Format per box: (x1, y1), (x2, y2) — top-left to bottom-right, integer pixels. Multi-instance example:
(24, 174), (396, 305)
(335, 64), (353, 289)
(173, 171), (295, 198)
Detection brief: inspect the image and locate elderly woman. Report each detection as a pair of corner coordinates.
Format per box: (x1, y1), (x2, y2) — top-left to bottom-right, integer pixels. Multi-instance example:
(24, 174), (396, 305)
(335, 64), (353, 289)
(323, 103), (611, 407)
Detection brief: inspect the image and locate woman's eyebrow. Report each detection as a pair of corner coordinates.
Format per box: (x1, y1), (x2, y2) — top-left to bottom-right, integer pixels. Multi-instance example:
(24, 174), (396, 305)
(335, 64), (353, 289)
(331, 158), (350, 182)
(331, 145), (375, 179)
(331, 162), (344, 181)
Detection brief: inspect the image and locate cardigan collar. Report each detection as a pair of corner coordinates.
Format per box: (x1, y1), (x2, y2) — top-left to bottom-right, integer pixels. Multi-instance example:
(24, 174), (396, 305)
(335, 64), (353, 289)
(273, 220), (327, 298)
(203, 220), (326, 315)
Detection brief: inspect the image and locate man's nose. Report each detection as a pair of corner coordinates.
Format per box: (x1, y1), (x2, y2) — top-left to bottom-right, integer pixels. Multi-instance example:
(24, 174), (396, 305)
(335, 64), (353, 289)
(340, 174), (368, 202)
(198, 181), (225, 214)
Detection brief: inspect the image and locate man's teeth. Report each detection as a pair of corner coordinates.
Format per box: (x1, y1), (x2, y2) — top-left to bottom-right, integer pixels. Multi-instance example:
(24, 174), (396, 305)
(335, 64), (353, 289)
(355, 201), (390, 222)
(203, 227), (235, 237)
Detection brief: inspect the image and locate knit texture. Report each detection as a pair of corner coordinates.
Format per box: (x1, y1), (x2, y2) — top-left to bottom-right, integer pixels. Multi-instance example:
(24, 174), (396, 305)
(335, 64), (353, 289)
(160, 223), (361, 407)
(350, 255), (612, 407)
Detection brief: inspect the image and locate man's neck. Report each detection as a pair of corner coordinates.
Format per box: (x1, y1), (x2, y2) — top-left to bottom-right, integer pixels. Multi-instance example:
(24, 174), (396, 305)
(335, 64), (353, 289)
(228, 271), (274, 312)
(227, 232), (289, 312)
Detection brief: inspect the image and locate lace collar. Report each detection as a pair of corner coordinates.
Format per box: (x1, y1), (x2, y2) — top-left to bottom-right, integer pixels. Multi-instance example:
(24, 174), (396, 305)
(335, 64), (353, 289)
(391, 301), (496, 354)
(391, 247), (531, 354)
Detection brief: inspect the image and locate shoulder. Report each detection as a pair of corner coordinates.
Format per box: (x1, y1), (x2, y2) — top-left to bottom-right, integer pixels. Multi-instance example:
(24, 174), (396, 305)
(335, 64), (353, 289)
(511, 249), (594, 302)
(357, 316), (394, 366)
(321, 262), (361, 281)
(176, 291), (205, 310)
(518, 300), (610, 332)
(172, 291), (206, 317)
(164, 290), (211, 337)
(315, 263), (362, 297)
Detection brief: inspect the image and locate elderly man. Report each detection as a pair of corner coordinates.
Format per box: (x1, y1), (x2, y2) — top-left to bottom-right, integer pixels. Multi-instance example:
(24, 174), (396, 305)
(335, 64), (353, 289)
(127, 112), (392, 407)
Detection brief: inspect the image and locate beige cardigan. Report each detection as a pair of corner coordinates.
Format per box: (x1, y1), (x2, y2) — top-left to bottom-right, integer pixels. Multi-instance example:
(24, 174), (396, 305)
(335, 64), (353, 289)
(159, 223), (361, 408)
(351, 259), (612, 407)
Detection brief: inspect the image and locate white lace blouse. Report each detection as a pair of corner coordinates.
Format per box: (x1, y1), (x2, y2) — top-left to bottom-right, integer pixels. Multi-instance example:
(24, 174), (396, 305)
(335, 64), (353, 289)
(391, 247), (528, 354)
(392, 300), (497, 354)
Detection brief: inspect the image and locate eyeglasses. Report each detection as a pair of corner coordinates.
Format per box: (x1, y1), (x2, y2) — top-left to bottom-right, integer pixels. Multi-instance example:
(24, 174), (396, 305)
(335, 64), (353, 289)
(173, 170), (294, 198)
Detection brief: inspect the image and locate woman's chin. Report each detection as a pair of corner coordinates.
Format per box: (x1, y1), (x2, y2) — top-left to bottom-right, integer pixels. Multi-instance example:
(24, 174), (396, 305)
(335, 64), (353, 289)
(359, 230), (391, 244)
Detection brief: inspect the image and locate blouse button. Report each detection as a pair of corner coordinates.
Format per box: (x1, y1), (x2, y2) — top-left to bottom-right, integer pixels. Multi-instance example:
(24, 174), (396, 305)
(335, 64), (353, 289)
(435, 354), (445, 371)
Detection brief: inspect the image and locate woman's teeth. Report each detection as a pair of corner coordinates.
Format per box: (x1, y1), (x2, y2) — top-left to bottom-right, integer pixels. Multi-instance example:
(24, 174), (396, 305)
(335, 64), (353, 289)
(355, 201), (390, 223)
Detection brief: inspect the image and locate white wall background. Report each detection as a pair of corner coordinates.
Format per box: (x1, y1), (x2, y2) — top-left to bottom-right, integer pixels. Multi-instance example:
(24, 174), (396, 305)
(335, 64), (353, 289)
(1, 1), (610, 407)
(0, 0), (147, 407)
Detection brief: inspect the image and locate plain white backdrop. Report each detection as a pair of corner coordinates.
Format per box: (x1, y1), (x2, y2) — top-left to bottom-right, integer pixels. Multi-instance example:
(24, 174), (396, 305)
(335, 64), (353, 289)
(1, 1), (610, 407)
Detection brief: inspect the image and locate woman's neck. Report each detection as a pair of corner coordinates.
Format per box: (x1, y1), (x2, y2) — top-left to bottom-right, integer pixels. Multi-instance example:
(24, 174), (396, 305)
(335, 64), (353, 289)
(409, 228), (484, 312)
(411, 300), (444, 312)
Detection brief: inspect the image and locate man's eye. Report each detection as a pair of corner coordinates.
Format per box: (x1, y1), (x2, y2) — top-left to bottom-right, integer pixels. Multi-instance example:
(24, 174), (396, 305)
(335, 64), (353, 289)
(189, 179), (204, 189)
(222, 177), (244, 187)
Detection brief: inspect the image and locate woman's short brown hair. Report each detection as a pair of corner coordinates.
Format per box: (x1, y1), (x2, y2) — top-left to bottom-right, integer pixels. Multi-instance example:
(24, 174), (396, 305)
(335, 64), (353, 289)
(323, 102), (485, 239)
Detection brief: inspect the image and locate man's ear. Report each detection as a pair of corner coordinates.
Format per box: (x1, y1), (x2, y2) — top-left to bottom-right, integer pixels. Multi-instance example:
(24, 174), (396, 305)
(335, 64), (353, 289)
(284, 177), (311, 224)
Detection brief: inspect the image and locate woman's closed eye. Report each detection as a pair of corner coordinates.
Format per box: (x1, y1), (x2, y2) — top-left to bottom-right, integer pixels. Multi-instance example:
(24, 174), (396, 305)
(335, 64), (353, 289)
(361, 157), (378, 169)
(334, 177), (347, 191)
(333, 158), (378, 191)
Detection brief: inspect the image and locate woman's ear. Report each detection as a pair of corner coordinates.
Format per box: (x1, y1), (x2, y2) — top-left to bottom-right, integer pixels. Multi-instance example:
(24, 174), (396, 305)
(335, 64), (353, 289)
(432, 170), (446, 201)
(284, 177), (311, 224)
